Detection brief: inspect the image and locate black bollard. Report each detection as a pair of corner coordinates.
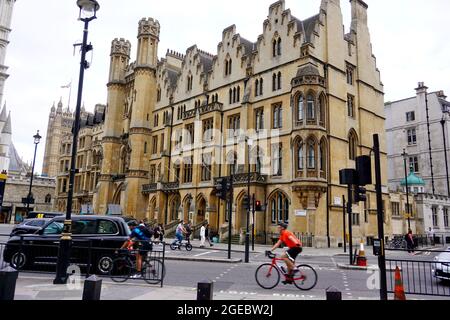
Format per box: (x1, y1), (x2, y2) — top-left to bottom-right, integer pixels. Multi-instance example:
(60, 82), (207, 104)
(326, 286), (342, 300)
(0, 267), (19, 301)
(197, 280), (213, 301)
(82, 275), (102, 301)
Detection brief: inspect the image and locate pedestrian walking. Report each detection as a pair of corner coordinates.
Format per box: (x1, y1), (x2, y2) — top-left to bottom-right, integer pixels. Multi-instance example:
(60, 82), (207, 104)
(405, 229), (415, 254)
(205, 223), (213, 247)
(200, 224), (206, 248)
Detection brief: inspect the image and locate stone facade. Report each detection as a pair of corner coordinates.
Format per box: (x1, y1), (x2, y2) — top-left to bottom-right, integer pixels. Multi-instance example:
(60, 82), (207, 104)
(415, 193), (450, 244)
(385, 83), (450, 196)
(1, 174), (55, 224)
(0, 0), (15, 106)
(54, 104), (105, 214)
(90, 0), (389, 248)
(41, 100), (74, 178)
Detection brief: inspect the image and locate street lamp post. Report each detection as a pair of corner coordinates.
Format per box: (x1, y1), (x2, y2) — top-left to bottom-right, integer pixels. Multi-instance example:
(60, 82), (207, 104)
(26, 131), (42, 214)
(441, 112), (450, 197)
(54, 0), (99, 285)
(244, 137), (253, 263)
(402, 149), (411, 231)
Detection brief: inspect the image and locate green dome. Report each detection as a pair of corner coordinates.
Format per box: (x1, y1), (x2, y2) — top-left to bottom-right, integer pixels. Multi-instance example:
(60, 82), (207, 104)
(401, 168), (425, 186)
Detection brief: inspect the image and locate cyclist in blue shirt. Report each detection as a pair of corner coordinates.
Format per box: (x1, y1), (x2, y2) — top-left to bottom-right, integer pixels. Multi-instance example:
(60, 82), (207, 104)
(121, 221), (152, 277)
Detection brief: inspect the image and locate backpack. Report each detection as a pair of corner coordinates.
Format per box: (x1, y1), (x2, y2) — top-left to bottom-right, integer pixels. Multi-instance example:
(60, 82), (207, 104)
(138, 225), (153, 239)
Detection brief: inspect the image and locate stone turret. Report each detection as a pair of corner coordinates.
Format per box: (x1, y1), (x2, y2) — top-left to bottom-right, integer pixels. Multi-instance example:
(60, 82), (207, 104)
(136, 18), (160, 67)
(109, 38), (131, 83)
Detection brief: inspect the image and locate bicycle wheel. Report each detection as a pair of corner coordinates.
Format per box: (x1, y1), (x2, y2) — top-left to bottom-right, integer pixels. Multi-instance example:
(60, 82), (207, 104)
(255, 263), (280, 289)
(293, 264), (318, 291)
(170, 243), (178, 250)
(142, 259), (165, 285)
(109, 258), (132, 283)
(185, 243), (193, 251)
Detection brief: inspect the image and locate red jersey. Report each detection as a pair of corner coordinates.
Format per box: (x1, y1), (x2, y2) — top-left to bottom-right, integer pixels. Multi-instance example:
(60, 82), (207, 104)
(280, 230), (302, 248)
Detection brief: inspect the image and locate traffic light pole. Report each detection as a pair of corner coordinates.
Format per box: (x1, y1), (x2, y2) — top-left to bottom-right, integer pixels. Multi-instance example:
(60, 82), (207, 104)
(227, 176), (233, 260)
(252, 194), (255, 251)
(347, 185), (353, 265)
(374, 134), (388, 301)
(343, 195), (347, 253)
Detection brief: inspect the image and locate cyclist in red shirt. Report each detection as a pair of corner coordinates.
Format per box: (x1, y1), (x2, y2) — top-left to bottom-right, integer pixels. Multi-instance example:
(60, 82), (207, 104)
(269, 222), (303, 284)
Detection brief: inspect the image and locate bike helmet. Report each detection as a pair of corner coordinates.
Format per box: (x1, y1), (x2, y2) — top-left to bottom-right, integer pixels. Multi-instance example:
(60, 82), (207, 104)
(278, 222), (288, 229)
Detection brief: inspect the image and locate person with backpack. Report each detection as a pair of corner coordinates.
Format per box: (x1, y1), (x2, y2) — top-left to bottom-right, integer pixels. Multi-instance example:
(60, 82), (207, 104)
(120, 221), (152, 278)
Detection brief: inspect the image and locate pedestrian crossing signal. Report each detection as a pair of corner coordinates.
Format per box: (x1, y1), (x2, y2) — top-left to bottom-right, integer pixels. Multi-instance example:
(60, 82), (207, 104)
(255, 200), (262, 211)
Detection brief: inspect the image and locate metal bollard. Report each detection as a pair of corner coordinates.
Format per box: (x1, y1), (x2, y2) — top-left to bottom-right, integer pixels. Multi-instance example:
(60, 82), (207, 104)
(326, 286), (342, 300)
(197, 280), (213, 301)
(0, 267), (19, 301)
(82, 275), (102, 301)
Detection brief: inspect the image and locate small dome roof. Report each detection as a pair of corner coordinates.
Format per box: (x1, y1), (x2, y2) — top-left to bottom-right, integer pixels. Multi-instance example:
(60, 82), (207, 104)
(401, 168), (425, 186)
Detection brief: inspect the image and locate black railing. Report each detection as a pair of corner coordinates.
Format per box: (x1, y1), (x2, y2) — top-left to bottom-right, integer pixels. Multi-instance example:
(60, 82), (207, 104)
(386, 255), (450, 297)
(0, 236), (165, 286)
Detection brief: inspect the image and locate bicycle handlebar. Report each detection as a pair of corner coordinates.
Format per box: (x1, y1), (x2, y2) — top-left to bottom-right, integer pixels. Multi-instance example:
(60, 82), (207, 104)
(265, 251), (276, 259)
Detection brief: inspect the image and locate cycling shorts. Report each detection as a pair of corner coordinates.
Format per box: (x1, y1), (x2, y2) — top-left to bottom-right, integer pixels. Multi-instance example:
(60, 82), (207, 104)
(286, 246), (303, 262)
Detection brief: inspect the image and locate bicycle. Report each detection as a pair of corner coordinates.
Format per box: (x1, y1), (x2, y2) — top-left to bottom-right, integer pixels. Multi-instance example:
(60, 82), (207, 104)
(170, 239), (193, 251)
(109, 248), (165, 285)
(255, 251), (318, 291)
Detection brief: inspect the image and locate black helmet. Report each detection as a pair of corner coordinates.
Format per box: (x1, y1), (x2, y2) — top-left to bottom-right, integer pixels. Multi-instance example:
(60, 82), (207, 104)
(278, 222), (288, 229)
(128, 221), (138, 227)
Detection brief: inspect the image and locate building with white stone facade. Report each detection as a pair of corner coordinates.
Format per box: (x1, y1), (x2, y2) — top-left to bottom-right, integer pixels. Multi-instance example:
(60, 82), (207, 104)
(0, 0), (15, 106)
(385, 82), (450, 197)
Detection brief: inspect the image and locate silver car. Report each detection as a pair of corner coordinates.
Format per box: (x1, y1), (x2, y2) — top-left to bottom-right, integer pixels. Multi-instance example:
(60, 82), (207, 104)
(433, 247), (450, 282)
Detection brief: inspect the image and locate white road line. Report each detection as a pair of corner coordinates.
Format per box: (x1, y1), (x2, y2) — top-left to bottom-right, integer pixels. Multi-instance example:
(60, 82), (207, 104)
(194, 251), (213, 257)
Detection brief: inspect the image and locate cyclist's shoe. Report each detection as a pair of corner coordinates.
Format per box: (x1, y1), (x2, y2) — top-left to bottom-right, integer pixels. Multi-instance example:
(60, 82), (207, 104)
(130, 273), (142, 279)
(282, 278), (294, 285)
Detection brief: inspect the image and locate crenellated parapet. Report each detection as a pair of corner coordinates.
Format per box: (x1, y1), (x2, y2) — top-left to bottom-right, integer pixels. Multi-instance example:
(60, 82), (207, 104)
(110, 38), (131, 57)
(138, 17), (160, 39)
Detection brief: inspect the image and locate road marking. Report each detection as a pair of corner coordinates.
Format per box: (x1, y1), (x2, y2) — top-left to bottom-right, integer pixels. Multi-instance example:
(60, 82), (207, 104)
(194, 251), (213, 257)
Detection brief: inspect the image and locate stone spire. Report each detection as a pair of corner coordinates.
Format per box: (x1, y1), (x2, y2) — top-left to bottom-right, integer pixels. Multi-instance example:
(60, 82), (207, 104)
(2, 112), (12, 134)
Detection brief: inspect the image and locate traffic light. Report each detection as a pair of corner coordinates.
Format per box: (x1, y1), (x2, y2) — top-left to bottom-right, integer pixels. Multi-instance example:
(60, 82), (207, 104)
(215, 178), (228, 200)
(255, 200), (262, 211)
(243, 195), (250, 210)
(354, 185), (367, 203)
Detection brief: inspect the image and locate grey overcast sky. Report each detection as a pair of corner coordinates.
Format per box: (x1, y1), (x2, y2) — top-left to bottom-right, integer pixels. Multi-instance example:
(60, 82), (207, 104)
(3, 0), (450, 173)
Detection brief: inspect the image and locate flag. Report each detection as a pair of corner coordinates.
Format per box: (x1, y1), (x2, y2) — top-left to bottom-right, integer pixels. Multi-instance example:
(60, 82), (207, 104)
(61, 82), (71, 89)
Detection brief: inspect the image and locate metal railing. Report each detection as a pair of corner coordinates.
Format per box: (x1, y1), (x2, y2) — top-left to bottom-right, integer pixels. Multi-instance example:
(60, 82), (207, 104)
(0, 235), (165, 286)
(386, 254), (450, 297)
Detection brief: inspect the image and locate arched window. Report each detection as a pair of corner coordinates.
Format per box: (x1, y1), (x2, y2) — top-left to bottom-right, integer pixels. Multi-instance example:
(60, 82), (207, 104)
(171, 196), (181, 221)
(272, 73), (277, 91)
(225, 60), (229, 76)
(296, 139), (304, 171)
(255, 79), (259, 97)
(277, 38), (282, 56)
(277, 72), (282, 90)
(233, 87), (236, 103)
(259, 78), (264, 96)
(237, 86), (240, 102)
(307, 94), (315, 120)
(348, 130), (358, 160)
(229, 89), (233, 104)
(307, 140), (316, 169)
(144, 142), (148, 154)
(227, 152), (237, 175)
(273, 39), (277, 57)
(228, 59), (232, 75)
(297, 95), (304, 122)
(270, 191), (289, 224)
(319, 138), (327, 178)
(318, 94), (326, 125)
(45, 194), (52, 204)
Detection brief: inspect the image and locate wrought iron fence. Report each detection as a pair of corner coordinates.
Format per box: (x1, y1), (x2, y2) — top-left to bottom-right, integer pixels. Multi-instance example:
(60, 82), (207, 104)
(0, 235), (166, 287)
(386, 255), (450, 297)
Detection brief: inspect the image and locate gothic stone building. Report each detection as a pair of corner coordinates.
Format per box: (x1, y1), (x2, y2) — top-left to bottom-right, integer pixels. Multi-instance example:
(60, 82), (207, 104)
(93, 0), (390, 247)
(52, 104), (105, 214)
